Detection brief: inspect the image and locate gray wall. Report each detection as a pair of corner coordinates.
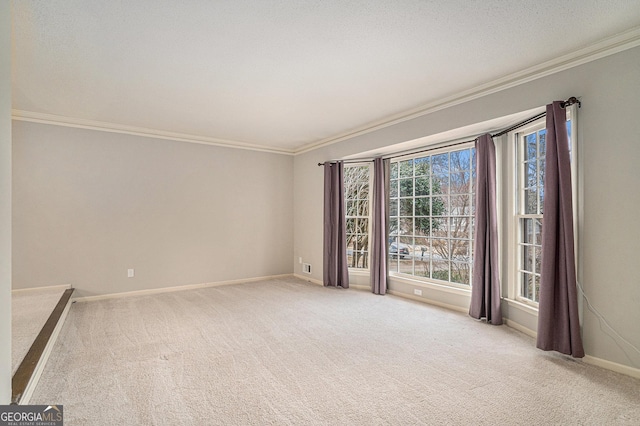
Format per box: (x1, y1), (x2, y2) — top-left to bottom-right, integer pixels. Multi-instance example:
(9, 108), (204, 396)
(12, 122), (294, 297)
(293, 46), (640, 370)
(1, 0), (12, 404)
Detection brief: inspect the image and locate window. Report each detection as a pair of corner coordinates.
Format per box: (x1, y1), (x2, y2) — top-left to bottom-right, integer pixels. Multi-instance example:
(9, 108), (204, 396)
(389, 145), (476, 286)
(514, 118), (572, 304)
(516, 125), (545, 302)
(344, 164), (372, 269)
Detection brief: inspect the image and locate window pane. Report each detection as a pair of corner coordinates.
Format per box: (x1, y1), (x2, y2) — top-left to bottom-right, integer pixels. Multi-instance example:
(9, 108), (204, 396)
(431, 218), (447, 238)
(390, 162), (398, 179)
(526, 133), (537, 161)
(525, 187), (537, 214)
(521, 273), (533, 299)
(432, 260), (449, 281)
(535, 246), (542, 274)
(399, 218), (413, 235)
(450, 172), (470, 194)
(432, 239), (449, 260)
(414, 217), (430, 237)
(523, 245), (533, 273)
(347, 235), (355, 267)
(355, 235), (368, 268)
(388, 255), (399, 272)
(535, 219), (542, 245)
(389, 218), (398, 235)
(414, 259), (429, 277)
(471, 149), (477, 184)
(399, 178), (413, 197)
(451, 262), (470, 285)
(400, 199), (413, 216)
(450, 239), (470, 261)
(450, 149), (471, 173)
(390, 180), (398, 198)
(345, 200), (355, 216)
(433, 171), (449, 193)
(399, 160), (413, 178)
(415, 197), (430, 216)
(450, 217), (470, 239)
(414, 176), (430, 196)
(355, 200), (365, 216)
(359, 183), (369, 200)
(450, 195), (470, 216)
(415, 237), (429, 252)
(432, 196), (448, 216)
(390, 199), (399, 217)
(432, 153), (449, 175)
(388, 235), (399, 271)
(399, 259), (413, 274)
(522, 218), (533, 244)
(399, 235), (413, 244)
(525, 161), (537, 187)
(414, 157), (430, 176)
(357, 218), (369, 234)
(346, 218), (355, 234)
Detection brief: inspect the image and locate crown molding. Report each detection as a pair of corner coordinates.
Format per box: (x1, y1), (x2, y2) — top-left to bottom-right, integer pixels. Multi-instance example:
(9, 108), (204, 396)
(11, 27), (640, 156)
(294, 26), (640, 156)
(11, 110), (296, 156)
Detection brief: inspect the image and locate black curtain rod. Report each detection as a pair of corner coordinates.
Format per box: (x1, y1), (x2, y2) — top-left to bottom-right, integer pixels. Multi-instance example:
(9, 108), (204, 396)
(318, 96), (580, 166)
(491, 96), (580, 138)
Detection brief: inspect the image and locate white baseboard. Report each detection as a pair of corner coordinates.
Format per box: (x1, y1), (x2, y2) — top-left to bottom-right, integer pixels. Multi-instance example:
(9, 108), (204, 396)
(350, 284), (370, 292)
(292, 274), (370, 292)
(73, 274), (292, 302)
(583, 355), (640, 380)
(387, 289), (468, 314)
(293, 273), (323, 286)
(19, 293), (74, 405)
(503, 321), (640, 379)
(12, 284), (72, 294)
(505, 319), (537, 339)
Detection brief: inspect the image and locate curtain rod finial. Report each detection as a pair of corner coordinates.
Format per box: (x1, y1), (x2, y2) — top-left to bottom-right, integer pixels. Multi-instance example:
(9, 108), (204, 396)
(562, 96), (581, 109)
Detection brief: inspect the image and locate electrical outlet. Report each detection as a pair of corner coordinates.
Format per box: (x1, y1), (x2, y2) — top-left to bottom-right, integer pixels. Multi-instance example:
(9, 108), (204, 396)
(414, 289), (422, 296)
(127, 269), (135, 278)
(303, 263), (312, 274)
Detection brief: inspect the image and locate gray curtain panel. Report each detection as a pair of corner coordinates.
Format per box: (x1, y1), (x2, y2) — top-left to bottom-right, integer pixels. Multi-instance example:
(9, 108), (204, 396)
(469, 134), (503, 324)
(323, 162), (349, 288)
(370, 158), (388, 295)
(536, 102), (584, 357)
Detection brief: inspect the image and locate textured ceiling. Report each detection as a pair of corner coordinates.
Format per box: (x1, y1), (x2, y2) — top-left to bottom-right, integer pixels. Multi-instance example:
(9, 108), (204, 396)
(11, 1), (640, 152)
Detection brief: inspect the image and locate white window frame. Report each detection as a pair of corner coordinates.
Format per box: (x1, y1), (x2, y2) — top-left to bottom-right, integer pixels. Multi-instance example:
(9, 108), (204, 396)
(388, 142), (476, 290)
(344, 162), (373, 271)
(507, 110), (576, 308)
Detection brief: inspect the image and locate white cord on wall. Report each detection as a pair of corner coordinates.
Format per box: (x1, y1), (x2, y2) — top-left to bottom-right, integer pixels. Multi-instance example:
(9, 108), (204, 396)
(577, 280), (640, 367)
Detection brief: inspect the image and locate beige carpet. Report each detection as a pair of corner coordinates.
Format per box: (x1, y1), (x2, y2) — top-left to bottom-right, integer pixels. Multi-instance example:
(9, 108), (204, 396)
(31, 277), (639, 425)
(12, 286), (67, 375)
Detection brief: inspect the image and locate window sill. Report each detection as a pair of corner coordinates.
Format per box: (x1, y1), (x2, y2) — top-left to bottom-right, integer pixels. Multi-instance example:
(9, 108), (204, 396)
(503, 298), (539, 315)
(389, 273), (471, 297)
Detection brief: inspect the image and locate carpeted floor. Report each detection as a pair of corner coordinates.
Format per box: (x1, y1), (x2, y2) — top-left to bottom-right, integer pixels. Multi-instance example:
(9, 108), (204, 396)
(12, 286), (67, 375)
(31, 277), (639, 425)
